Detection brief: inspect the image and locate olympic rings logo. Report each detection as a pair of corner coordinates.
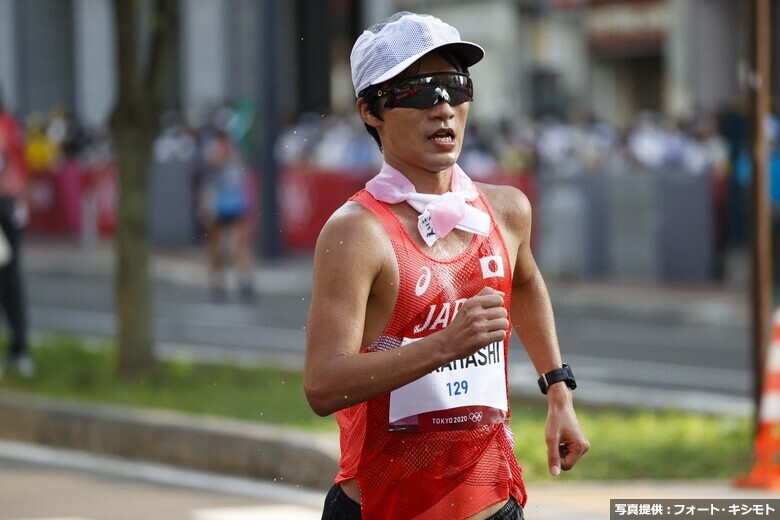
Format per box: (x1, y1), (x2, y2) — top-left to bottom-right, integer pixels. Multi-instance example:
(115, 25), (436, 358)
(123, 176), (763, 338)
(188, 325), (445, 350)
(468, 412), (483, 422)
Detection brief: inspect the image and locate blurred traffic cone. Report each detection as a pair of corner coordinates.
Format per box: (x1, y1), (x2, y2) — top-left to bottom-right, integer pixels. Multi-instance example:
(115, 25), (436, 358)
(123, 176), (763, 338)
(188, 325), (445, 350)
(736, 308), (780, 490)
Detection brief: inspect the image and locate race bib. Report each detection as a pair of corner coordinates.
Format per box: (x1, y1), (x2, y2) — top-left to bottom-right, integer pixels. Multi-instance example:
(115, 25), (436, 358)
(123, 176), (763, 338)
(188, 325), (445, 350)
(389, 338), (508, 432)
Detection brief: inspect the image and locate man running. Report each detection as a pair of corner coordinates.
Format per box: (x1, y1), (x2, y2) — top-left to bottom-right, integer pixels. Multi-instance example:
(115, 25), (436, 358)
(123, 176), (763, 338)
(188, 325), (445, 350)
(305, 12), (589, 520)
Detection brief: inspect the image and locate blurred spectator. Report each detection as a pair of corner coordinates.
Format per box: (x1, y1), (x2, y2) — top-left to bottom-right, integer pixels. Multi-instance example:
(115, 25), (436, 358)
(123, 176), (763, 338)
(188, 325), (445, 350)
(495, 116), (537, 173)
(733, 113), (780, 207)
(0, 89), (34, 378)
(154, 110), (196, 164)
(195, 112), (256, 303)
(24, 113), (58, 175)
(82, 128), (115, 246)
(459, 123), (499, 179)
(276, 112), (381, 172)
(537, 116), (575, 169)
(8, 96), (746, 285)
(627, 113), (667, 171)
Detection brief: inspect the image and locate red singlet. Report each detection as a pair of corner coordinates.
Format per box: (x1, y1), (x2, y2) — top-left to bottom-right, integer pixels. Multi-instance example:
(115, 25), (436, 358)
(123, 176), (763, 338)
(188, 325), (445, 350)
(335, 189), (526, 520)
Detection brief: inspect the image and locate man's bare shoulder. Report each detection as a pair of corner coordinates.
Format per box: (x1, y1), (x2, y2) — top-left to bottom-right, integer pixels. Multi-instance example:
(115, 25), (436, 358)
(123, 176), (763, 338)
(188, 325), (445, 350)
(315, 200), (389, 258)
(474, 182), (531, 233)
(320, 200), (383, 238)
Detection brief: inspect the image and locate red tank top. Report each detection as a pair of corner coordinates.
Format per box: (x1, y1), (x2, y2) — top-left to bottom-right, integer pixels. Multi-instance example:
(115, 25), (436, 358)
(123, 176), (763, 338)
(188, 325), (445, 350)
(335, 189), (526, 520)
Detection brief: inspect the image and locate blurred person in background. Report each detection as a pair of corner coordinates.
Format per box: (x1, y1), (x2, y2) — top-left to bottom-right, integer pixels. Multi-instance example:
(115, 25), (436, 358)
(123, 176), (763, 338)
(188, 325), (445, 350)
(305, 12), (588, 520)
(24, 112), (58, 175)
(734, 113), (780, 287)
(196, 112), (255, 303)
(0, 88), (33, 378)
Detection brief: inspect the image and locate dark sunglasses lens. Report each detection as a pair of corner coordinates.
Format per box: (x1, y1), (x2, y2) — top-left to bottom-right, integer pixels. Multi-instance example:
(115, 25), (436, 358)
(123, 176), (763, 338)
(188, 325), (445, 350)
(446, 87), (472, 106)
(385, 86), (430, 109)
(384, 76), (472, 109)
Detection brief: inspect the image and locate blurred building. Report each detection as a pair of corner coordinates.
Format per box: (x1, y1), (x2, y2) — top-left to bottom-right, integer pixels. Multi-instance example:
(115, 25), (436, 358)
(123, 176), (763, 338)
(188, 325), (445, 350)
(361, 0), (773, 127)
(583, 0), (750, 126)
(0, 0), (775, 129)
(0, 0), (360, 128)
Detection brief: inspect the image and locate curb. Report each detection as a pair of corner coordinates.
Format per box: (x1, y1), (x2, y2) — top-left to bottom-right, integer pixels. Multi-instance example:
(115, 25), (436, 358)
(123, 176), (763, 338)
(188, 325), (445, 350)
(0, 392), (339, 490)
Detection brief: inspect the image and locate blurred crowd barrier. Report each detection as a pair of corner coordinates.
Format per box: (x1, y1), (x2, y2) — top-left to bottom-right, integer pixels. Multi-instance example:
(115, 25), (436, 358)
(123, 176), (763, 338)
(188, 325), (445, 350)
(278, 166), (535, 252)
(19, 104), (780, 285)
(273, 110), (780, 285)
(21, 108), (117, 244)
(535, 166), (722, 282)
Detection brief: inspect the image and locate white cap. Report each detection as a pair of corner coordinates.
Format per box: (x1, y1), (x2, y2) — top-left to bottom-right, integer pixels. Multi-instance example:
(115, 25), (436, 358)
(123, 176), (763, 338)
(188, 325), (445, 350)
(350, 12), (485, 97)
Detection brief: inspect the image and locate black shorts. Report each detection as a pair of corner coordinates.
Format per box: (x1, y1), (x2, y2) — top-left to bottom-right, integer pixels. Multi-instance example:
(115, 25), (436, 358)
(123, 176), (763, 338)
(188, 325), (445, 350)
(320, 484), (524, 520)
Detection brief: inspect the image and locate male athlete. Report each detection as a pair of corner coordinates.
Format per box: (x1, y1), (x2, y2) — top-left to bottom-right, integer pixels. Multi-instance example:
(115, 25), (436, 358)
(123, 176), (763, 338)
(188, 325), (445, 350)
(305, 12), (589, 520)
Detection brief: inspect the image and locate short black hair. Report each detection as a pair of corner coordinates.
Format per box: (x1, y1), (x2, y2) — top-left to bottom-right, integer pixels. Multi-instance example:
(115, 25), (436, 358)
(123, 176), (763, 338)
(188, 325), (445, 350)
(358, 50), (469, 152)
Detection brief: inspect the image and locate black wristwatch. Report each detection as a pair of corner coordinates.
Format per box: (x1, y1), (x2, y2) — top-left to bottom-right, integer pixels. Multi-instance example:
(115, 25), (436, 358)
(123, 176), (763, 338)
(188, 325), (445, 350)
(537, 364), (577, 395)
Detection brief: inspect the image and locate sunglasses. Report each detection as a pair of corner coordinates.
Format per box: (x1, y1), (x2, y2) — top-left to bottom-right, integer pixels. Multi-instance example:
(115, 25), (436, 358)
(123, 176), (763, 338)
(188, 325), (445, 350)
(375, 72), (473, 110)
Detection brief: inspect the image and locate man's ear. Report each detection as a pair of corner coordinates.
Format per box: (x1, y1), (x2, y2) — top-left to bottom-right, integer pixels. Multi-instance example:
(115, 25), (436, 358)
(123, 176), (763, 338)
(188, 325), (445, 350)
(357, 97), (382, 129)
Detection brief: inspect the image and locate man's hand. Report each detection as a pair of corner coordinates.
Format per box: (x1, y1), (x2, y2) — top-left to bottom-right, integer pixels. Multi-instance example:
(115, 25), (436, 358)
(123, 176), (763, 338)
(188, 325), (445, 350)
(440, 287), (509, 358)
(545, 385), (590, 476)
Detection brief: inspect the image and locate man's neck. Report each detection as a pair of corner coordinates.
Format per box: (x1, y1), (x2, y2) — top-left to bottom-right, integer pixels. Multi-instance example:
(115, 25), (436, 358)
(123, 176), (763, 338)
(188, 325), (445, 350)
(384, 161), (454, 195)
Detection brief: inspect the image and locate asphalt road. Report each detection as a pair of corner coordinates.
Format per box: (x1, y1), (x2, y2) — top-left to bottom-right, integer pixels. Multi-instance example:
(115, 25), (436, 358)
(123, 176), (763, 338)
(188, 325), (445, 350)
(0, 442), (324, 520)
(1, 440), (770, 520)
(23, 249), (753, 415)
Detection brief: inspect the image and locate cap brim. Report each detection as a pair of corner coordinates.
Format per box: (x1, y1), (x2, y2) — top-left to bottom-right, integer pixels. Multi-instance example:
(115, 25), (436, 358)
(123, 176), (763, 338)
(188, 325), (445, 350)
(369, 41), (485, 89)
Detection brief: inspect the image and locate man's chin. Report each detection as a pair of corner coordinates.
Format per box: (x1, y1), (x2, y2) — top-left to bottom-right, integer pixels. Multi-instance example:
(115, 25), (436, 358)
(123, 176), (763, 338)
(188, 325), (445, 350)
(426, 153), (459, 173)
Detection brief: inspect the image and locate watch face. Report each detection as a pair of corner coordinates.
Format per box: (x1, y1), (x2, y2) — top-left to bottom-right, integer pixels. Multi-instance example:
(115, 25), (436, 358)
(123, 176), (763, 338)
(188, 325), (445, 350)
(564, 365), (576, 390)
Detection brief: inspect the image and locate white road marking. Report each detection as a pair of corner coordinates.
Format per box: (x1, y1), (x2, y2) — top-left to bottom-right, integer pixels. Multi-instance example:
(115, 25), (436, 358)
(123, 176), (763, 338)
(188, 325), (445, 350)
(191, 506), (321, 520)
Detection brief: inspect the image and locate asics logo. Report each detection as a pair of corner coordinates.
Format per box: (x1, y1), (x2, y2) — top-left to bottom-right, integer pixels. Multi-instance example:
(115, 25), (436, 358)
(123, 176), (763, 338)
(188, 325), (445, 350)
(468, 412), (483, 422)
(415, 267), (431, 297)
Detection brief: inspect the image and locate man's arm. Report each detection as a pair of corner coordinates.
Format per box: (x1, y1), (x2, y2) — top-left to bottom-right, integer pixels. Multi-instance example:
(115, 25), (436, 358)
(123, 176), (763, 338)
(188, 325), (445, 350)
(506, 188), (590, 476)
(304, 202), (508, 417)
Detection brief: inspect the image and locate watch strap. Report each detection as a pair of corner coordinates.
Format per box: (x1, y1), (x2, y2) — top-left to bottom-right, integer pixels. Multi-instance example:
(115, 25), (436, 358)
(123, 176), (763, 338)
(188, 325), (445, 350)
(538, 363), (576, 394)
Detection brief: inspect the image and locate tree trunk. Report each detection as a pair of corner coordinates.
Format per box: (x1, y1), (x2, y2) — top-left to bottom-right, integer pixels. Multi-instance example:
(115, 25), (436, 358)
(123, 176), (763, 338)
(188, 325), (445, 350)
(110, 0), (179, 377)
(113, 124), (156, 375)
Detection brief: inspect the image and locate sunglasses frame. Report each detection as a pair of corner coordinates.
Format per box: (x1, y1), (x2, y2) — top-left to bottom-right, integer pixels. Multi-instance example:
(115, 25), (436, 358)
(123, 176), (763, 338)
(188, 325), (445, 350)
(375, 72), (474, 110)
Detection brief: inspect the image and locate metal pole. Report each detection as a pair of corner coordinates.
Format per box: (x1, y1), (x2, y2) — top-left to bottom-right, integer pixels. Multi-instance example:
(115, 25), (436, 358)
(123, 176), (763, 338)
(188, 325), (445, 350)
(750, 0), (772, 419)
(258, 0), (281, 258)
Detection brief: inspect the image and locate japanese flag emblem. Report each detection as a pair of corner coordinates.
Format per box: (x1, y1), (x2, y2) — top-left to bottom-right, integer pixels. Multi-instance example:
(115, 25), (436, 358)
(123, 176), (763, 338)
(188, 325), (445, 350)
(480, 255), (504, 279)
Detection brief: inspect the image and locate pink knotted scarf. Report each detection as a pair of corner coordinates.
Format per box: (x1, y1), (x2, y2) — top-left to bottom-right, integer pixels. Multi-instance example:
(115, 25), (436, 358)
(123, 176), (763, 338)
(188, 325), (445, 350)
(365, 163), (490, 246)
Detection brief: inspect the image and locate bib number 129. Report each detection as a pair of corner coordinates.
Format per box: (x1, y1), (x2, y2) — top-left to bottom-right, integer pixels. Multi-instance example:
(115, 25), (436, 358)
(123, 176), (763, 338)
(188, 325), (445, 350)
(447, 380), (469, 396)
